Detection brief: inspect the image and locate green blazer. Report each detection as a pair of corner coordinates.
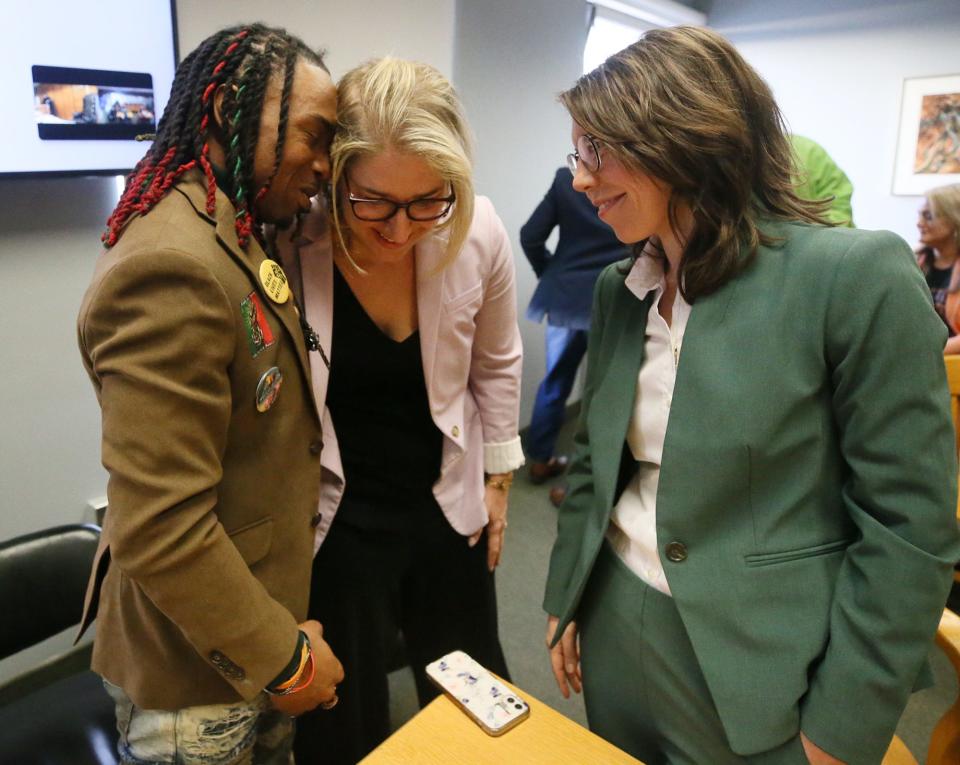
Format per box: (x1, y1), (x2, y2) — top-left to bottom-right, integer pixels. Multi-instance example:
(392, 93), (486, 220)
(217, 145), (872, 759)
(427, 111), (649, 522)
(543, 220), (960, 764)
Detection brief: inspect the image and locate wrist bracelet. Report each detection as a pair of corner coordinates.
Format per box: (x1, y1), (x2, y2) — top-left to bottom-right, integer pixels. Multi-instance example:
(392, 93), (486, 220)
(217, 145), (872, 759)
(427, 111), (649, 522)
(271, 651), (315, 697)
(265, 631), (313, 696)
(484, 473), (514, 491)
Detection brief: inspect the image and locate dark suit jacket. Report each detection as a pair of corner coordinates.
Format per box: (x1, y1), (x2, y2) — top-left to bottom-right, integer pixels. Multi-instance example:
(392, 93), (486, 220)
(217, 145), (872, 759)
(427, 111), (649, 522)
(77, 171), (324, 709)
(544, 219), (960, 764)
(520, 167), (628, 330)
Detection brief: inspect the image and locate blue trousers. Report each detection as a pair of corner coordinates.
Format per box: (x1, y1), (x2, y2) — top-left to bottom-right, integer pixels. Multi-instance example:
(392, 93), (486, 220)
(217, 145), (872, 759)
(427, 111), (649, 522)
(526, 325), (588, 462)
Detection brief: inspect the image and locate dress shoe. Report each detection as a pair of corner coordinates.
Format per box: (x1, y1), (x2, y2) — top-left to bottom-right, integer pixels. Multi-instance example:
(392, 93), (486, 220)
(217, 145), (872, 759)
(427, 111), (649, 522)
(528, 456), (569, 485)
(549, 485), (567, 508)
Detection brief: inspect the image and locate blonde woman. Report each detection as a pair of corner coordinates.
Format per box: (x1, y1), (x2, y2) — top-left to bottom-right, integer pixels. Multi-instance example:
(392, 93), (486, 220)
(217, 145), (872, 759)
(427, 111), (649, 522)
(543, 27), (959, 764)
(276, 58), (523, 764)
(916, 183), (960, 352)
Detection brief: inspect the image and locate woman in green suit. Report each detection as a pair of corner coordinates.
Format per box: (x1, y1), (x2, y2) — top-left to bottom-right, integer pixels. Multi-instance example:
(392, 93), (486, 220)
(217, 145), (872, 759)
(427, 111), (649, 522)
(543, 26), (960, 765)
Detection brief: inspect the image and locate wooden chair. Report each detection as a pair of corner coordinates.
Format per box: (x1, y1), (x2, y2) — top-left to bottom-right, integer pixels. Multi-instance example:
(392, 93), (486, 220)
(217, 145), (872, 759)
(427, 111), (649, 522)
(946, 355), (960, 458)
(944, 356), (960, 581)
(943, 355), (960, 453)
(882, 608), (960, 765)
(946, 355), (960, 465)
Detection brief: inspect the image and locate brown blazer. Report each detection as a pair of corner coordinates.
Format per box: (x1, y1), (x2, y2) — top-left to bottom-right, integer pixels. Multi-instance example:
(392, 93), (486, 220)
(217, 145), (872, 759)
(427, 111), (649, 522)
(77, 171), (324, 709)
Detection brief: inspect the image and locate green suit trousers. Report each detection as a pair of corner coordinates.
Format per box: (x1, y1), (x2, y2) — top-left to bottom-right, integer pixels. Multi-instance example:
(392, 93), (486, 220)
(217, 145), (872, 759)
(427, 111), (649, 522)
(579, 543), (809, 764)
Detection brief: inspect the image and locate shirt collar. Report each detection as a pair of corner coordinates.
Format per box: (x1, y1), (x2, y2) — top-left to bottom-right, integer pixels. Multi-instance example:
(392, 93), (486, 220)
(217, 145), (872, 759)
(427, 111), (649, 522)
(625, 244), (667, 300)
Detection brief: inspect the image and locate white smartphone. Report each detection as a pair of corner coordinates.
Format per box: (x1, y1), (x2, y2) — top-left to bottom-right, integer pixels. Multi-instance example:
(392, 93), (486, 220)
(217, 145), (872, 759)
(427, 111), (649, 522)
(425, 650), (531, 736)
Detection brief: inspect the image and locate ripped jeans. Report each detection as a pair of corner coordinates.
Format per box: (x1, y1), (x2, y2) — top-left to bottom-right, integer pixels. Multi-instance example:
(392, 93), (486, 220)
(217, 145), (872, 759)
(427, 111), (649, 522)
(103, 681), (294, 765)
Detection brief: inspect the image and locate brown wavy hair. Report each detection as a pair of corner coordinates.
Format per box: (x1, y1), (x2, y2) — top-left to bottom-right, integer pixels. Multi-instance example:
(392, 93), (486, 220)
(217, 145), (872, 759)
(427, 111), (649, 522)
(560, 25), (829, 301)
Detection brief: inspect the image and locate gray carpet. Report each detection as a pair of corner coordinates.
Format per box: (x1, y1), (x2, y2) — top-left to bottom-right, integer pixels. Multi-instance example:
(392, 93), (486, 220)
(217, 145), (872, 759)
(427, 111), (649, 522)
(388, 417), (957, 761)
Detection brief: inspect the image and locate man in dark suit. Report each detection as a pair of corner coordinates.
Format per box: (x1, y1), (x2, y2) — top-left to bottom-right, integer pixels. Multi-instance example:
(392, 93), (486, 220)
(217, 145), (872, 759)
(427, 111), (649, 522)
(520, 167), (628, 505)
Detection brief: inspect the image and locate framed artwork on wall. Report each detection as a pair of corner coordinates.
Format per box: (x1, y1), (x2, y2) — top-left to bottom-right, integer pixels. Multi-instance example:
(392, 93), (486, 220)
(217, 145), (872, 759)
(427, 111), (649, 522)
(892, 74), (960, 196)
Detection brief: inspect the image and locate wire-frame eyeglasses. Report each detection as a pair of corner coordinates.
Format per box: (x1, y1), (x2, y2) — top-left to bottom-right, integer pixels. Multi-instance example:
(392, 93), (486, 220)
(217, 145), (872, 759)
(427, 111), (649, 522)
(566, 134), (602, 175)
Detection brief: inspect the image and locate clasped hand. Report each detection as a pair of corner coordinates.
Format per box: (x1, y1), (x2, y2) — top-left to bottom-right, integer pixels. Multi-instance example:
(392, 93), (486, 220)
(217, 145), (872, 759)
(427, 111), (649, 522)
(269, 620), (344, 716)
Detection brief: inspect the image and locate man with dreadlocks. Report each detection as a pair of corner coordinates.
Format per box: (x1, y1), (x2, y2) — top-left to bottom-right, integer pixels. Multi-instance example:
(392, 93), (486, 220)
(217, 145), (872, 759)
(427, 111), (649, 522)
(76, 24), (342, 764)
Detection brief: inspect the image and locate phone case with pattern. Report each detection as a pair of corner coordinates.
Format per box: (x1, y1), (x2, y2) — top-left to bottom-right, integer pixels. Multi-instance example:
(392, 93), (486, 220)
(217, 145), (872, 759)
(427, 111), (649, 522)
(425, 650), (531, 736)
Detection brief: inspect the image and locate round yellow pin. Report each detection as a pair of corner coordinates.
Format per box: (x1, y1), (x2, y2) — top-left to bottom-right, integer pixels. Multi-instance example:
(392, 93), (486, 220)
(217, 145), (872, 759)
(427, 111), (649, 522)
(259, 259), (290, 304)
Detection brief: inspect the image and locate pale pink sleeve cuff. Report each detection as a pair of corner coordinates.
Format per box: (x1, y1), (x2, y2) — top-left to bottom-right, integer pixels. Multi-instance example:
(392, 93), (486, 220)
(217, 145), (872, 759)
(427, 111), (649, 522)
(483, 436), (525, 474)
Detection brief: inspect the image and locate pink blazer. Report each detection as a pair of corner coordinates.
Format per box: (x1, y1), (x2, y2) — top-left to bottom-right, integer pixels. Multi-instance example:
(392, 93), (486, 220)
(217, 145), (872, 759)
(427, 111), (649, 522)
(277, 196), (524, 549)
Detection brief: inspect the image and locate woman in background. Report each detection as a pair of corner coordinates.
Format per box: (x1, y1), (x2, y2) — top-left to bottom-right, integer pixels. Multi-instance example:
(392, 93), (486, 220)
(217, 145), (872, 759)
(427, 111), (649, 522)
(277, 58), (523, 764)
(543, 26), (959, 765)
(917, 183), (960, 351)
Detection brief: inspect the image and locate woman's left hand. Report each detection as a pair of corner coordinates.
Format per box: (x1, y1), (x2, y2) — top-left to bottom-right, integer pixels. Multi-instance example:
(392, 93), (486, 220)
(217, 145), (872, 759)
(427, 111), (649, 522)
(468, 481), (509, 572)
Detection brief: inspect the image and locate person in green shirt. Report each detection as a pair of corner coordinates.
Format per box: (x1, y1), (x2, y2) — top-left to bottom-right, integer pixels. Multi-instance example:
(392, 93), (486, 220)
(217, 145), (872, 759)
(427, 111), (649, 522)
(790, 134), (855, 227)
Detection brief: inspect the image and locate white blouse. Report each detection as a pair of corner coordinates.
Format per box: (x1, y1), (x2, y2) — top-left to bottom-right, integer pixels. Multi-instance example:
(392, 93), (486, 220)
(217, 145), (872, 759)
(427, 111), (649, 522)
(606, 254), (691, 597)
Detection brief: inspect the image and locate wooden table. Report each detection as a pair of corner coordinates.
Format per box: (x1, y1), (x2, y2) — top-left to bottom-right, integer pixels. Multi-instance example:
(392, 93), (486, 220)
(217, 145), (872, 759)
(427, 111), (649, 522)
(360, 680), (644, 764)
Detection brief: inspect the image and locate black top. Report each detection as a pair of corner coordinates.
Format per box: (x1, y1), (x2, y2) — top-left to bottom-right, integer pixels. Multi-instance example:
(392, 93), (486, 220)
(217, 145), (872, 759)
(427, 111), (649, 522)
(327, 265), (443, 527)
(922, 248), (955, 336)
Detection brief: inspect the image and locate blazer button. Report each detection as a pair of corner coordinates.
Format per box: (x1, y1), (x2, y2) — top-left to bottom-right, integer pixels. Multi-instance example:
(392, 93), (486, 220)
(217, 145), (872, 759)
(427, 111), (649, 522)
(309, 438), (323, 455)
(665, 541), (688, 562)
(452, 425), (460, 438)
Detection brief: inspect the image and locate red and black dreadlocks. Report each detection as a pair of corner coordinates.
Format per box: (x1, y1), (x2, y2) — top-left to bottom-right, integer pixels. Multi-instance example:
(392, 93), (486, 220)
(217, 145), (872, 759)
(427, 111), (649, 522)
(103, 24), (326, 249)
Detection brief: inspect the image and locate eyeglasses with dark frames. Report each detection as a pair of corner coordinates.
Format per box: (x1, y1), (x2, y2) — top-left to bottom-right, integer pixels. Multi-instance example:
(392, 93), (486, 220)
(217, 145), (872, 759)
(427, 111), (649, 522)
(566, 134), (603, 175)
(346, 183), (456, 222)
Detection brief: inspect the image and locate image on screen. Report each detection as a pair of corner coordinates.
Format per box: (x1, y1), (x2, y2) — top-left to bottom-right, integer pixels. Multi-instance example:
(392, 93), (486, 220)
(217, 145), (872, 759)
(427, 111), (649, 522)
(33, 65), (156, 141)
(1, 0), (175, 176)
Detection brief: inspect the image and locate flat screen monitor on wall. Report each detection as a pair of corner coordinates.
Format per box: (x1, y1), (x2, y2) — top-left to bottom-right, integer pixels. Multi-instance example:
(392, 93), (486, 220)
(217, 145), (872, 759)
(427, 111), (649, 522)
(1, 0), (177, 177)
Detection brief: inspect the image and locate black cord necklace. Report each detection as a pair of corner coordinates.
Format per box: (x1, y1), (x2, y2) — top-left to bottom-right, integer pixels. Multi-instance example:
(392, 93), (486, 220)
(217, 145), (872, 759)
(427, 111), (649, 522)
(294, 295), (330, 370)
(264, 220), (331, 371)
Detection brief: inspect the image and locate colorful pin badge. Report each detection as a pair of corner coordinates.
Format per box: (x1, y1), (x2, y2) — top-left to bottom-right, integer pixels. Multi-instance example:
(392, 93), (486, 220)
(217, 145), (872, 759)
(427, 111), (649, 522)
(259, 259), (290, 304)
(240, 291), (275, 358)
(256, 366), (283, 412)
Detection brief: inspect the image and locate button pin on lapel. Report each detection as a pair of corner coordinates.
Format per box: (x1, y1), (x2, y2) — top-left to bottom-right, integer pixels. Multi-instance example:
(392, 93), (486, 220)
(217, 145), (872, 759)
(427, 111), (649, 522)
(256, 367), (283, 412)
(259, 259), (291, 304)
(240, 291), (276, 358)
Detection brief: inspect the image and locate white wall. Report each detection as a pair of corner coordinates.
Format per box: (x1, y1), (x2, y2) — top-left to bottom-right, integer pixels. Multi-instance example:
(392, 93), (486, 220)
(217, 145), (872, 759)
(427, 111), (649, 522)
(176, 0), (455, 79)
(708, 0), (960, 245)
(0, 180), (115, 540)
(0, 177), (115, 683)
(454, 0), (590, 426)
